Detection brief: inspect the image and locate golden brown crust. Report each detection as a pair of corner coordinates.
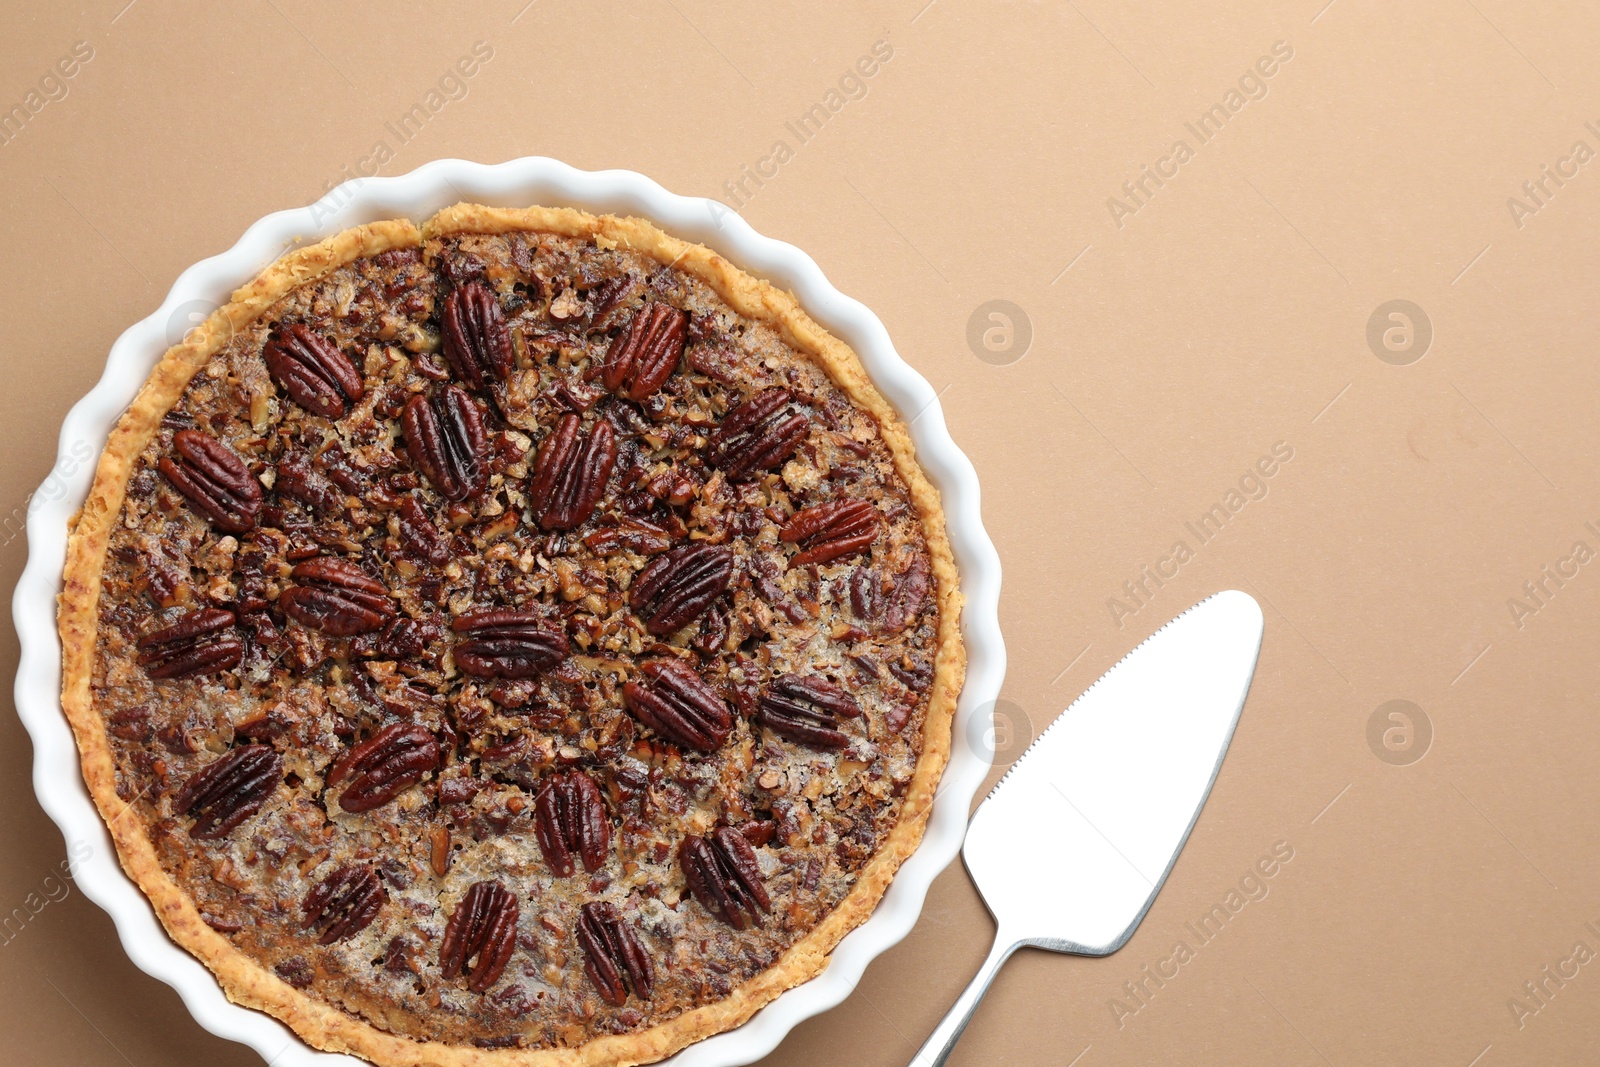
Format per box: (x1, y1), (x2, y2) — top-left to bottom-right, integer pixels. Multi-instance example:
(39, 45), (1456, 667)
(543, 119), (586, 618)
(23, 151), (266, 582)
(59, 206), (963, 1066)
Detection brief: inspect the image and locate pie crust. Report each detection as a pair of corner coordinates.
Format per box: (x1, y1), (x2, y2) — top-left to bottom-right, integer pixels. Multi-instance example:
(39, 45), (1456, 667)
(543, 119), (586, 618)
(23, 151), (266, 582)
(57, 205), (963, 1065)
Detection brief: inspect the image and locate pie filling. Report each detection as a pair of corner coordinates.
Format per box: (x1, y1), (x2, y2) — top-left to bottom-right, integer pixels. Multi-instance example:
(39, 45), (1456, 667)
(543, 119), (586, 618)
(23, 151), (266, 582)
(85, 221), (942, 1050)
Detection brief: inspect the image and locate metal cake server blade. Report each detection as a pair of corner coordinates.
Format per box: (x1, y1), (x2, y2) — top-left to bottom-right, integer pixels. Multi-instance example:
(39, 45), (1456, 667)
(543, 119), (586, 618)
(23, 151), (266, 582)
(910, 590), (1264, 1066)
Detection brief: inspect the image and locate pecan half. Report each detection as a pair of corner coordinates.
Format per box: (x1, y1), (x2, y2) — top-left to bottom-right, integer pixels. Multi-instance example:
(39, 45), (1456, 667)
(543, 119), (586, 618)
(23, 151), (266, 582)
(578, 901), (654, 1005)
(136, 608), (242, 680)
(275, 451), (343, 514)
(403, 386), (488, 502)
(850, 553), (930, 634)
(395, 496), (451, 566)
(440, 881), (519, 993)
(583, 517), (671, 556)
(327, 722), (440, 813)
(158, 429), (261, 533)
(708, 388), (809, 479)
(780, 500), (880, 568)
(279, 557), (395, 636)
(451, 610), (570, 678)
(302, 864), (386, 944)
(759, 673), (862, 749)
(533, 770), (610, 876)
(622, 659), (733, 753)
(528, 415), (616, 531)
(175, 745), (282, 839)
(441, 281), (513, 391)
(601, 302), (686, 401)
(628, 543), (733, 635)
(263, 323), (364, 418)
(679, 826), (770, 930)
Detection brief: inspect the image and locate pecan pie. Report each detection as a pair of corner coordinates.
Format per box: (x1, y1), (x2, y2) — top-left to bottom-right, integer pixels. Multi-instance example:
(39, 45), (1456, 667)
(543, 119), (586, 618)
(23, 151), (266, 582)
(57, 205), (962, 1065)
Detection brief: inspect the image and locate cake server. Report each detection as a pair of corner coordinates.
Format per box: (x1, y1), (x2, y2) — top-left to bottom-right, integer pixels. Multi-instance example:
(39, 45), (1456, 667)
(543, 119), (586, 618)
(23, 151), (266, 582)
(910, 590), (1264, 1066)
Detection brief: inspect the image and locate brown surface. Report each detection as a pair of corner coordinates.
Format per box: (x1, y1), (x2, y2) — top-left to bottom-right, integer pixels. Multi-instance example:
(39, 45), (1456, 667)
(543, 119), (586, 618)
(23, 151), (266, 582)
(0, 1), (1594, 1064)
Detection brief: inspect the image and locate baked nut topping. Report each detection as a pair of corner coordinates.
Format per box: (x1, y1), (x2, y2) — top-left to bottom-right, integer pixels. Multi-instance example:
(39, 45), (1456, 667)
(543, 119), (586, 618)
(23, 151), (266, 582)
(578, 901), (654, 1006)
(601, 302), (687, 401)
(158, 429), (262, 533)
(441, 280), (514, 390)
(628, 542), (734, 636)
(263, 323), (365, 419)
(135, 607), (242, 680)
(302, 864), (387, 945)
(440, 881), (520, 994)
(402, 385), (488, 501)
(622, 658), (735, 753)
(174, 744), (282, 839)
(63, 207), (961, 1063)
(680, 827), (771, 930)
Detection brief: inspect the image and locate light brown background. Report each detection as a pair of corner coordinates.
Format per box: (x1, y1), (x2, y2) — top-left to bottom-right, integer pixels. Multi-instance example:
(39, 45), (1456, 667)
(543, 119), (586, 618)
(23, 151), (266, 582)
(2, 1), (1595, 1064)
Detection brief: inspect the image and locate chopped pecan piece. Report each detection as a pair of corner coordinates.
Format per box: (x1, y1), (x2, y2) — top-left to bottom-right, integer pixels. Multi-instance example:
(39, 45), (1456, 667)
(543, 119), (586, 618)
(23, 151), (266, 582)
(533, 770), (610, 876)
(780, 500), (880, 568)
(451, 610), (569, 678)
(601, 302), (686, 401)
(279, 557), (395, 636)
(708, 388), (809, 479)
(158, 429), (261, 533)
(440, 881), (519, 993)
(679, 826), (770, 930)
(403, 386), (488, 502)
(628, 543), (733, 635)
(302, 864), (386, 944)
(578, 901), (654, 1005)
(327, 722), (440, 813)
(441, 281), (513, 391)
(758, 673), (862, 749)
(622, 659), (733, 753)
(262, 323), (364, 418)
(135, 608), (242, 680)
(174, 745), (282, 839)
(528, 414), (616, 531)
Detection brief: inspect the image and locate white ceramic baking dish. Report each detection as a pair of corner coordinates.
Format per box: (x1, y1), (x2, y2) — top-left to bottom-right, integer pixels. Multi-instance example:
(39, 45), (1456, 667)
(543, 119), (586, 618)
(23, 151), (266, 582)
(11, 156), (1004, 1066)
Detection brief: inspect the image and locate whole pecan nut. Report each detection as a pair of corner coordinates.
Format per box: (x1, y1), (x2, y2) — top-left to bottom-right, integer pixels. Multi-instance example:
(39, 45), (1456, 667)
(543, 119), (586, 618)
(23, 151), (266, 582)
(451, 610), (570, 678)
(622, 659), (733, 753)
(628, 543), (733, 636)
(578, 901), (654, 1005)
(302, 864), (386, 944)
(601, 302), (687, 400)
(528, 414), (617, 531)
(679, 826), (770, 930)
(136, 608), (242, 680)
(262, 323), (364, 418)
(759, 673), (863, 749)
(174, 744), (282, 839)
(158, 429), (262, 533)
(403, 385), (488, 502)
(441, 281), (513, 391)
(708, 388), (809, 479)
(440, 881), (519, 993)
(780, 500), (880, 568)
(327, 722), (440, 813)
(533, 770), (610, 876)
(279, 557), (395, 636)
